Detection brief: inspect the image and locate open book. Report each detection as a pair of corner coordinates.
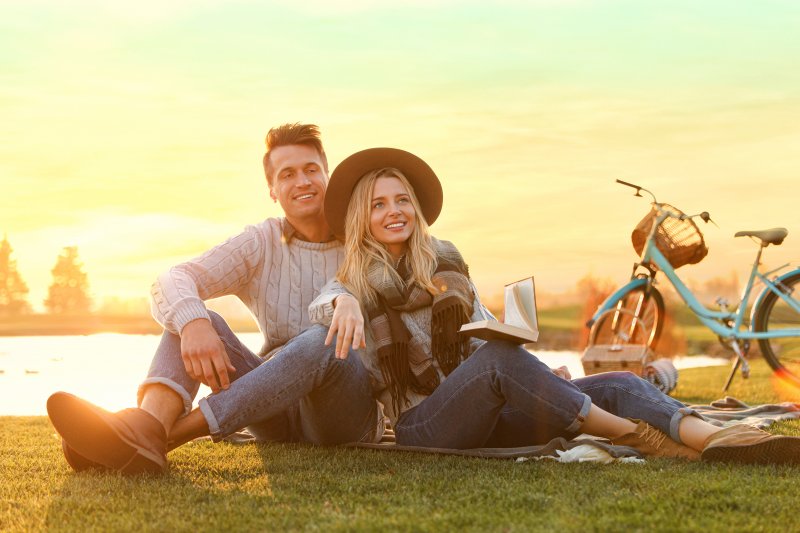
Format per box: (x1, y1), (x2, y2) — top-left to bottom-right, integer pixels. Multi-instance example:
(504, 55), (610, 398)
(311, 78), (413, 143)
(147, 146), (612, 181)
(459, 277), (539, 344)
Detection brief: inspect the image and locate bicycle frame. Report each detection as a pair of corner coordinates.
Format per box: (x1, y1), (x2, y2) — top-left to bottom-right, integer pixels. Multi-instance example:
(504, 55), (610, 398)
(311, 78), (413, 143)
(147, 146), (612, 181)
(591, 213), (800, 343)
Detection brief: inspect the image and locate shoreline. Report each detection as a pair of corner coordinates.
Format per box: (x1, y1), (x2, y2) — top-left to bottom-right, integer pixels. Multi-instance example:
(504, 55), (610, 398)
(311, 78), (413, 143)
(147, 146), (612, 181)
(0, 315), (260, 337)
(0, 313), (726, 356)
(0, 315), (590, 353)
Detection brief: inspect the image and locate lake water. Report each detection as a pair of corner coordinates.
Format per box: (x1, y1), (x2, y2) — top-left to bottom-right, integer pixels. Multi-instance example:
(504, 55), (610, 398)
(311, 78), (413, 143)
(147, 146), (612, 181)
(0, 334), (728, 416)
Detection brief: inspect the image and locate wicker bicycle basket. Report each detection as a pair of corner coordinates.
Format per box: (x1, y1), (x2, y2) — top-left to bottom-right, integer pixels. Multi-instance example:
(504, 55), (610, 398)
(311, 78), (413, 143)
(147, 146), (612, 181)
(631, 204), (708, 269)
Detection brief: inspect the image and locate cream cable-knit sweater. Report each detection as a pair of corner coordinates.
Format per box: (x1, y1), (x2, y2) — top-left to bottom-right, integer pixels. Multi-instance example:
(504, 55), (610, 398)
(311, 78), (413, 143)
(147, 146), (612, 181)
(151, 217), (344, 357)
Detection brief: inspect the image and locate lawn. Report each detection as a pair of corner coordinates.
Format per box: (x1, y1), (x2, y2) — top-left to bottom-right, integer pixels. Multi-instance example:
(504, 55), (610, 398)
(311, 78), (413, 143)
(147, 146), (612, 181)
(3, 360), (800, 532)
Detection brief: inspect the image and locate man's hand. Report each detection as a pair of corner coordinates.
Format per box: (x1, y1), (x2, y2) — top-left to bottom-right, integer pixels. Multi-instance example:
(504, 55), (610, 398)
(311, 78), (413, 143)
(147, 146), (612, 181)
(552, 365), (571, 380)
(324, 294), (365, 359)
(180, 318), (236, 393)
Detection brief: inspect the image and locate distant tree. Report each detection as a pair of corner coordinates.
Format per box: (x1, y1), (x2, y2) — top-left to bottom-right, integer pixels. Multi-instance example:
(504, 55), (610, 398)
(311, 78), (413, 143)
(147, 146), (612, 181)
(44, 246), (92, 315)
(0, 235), (31, 316)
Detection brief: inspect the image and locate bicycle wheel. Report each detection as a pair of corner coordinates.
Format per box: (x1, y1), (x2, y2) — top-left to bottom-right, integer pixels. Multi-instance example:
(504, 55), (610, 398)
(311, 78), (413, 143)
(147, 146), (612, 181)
(754, 271), (800, 384)
(591, 286), (665, 349)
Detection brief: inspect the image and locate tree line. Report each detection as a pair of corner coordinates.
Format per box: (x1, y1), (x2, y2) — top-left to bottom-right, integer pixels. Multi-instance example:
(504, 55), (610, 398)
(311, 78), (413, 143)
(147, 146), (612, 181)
(0, 235), (91, 316)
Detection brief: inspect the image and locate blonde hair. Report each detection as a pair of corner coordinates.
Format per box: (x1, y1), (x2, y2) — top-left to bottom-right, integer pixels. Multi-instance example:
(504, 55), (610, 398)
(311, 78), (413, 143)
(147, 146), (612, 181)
(337, 168), (438, 307)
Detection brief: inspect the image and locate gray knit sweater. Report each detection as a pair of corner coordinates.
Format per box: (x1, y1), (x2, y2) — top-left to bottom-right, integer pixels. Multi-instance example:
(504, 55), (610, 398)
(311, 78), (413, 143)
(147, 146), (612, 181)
(151, 217), (345, 356)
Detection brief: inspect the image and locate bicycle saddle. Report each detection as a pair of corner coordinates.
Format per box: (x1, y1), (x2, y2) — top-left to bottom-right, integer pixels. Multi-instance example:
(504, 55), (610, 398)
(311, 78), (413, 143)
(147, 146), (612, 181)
(734, 227), (788, 246)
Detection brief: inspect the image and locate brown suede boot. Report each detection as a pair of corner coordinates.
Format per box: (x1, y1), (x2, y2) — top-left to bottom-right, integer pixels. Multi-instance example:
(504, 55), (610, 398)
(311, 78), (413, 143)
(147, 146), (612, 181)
(701, 424), (800, 464)
(47, 392), (168, 475)
(613, 420), (700, 460)
(61, 435), (182, 473)
(62, 439), (106, 472)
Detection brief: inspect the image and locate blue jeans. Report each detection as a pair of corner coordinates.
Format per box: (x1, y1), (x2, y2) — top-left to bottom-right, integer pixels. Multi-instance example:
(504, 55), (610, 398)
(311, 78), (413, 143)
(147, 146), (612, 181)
(138, 312), (379, 445)
(395, 340), (697, 449)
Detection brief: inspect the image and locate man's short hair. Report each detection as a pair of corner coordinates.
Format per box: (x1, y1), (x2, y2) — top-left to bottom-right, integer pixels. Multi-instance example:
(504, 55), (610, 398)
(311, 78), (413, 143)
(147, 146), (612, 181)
(263, 123), (328, 186)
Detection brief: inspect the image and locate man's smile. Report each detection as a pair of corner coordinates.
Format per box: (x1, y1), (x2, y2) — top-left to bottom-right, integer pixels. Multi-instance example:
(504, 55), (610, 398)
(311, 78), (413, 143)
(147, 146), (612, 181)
(293, 192), (317, 201)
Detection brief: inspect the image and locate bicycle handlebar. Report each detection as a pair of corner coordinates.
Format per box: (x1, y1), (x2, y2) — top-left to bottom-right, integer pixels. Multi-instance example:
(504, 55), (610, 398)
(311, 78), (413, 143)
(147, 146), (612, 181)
(616, 179), (714, 225)
(616, 179), (657, 202)
(656, 206), (714, 224)
(680, 210), (716, 226)
(615, 179), (642, 190)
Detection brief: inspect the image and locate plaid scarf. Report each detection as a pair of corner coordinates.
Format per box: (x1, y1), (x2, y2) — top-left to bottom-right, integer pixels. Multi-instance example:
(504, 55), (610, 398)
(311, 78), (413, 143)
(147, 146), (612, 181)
(366, 238), (473, 417)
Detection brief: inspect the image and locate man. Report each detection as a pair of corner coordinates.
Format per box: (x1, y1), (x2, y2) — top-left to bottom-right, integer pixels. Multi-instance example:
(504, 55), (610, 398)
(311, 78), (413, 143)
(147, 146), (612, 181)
(48, 123), (380, 474)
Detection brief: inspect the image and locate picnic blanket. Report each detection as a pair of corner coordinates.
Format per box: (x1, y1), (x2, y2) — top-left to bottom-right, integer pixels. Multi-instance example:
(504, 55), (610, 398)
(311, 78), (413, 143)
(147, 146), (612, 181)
(218, 426), (644, 463)
(217, 397), (800, 464)
(345, 436), (644, 464)
(690, 396), (800, 429)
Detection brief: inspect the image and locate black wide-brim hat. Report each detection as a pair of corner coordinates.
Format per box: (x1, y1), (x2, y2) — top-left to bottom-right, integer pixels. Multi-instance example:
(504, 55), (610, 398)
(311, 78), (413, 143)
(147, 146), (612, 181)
(325, 147), (443, 241)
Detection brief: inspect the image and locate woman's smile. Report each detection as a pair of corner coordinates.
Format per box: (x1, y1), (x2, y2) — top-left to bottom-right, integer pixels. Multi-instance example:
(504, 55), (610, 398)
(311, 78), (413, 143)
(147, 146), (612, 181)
(385, 221), (407, 231)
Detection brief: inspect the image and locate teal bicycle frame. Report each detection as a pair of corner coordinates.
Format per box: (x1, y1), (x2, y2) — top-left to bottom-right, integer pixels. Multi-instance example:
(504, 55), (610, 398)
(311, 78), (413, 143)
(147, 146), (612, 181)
(591, 202), (800, 389)
(594, 248), (800, 342)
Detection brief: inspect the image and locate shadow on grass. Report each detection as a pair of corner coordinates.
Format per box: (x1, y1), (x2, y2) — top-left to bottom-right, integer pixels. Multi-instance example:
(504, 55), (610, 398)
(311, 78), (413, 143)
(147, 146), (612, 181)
(43, 451), (278, 530)
(22, 413), (800, 532)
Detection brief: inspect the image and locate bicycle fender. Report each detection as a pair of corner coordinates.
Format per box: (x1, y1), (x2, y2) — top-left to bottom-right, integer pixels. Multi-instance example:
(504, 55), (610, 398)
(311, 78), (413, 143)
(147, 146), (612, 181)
(750, 267), (800, 326)
(586, 278), (650, 328)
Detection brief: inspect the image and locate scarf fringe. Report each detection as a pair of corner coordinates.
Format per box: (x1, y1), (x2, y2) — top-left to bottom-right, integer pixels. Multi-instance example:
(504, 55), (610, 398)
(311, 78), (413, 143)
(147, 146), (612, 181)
(377, 342), (411, 419)
(431, 299), (471, 376)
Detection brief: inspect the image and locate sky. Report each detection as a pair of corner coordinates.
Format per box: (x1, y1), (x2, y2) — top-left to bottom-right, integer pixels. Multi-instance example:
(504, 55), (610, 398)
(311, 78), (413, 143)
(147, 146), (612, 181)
(2, 0), (799, 311)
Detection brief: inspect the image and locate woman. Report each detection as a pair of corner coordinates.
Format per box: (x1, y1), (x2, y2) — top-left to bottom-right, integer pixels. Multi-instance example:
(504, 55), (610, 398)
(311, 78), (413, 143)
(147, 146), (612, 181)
(311, 147), (799, 463)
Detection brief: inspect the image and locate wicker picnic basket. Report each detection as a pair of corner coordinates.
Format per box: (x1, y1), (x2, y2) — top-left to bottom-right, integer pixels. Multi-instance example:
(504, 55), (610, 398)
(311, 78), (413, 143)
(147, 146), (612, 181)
(581, 309), (678, 394)
(582, 308), (653, 376)
(582, 344), (653, 376)
(631, 204), (708, 269)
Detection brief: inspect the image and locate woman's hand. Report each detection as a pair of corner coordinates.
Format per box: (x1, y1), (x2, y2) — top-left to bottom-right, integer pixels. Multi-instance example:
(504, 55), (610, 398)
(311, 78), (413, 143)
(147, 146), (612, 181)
(325, 294), (366, 359)
(552, 365), (571, 380)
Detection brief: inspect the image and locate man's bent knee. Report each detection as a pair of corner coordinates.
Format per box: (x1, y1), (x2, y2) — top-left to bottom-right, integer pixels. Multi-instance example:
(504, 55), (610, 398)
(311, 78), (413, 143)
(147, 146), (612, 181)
(207, 310), (236, 336)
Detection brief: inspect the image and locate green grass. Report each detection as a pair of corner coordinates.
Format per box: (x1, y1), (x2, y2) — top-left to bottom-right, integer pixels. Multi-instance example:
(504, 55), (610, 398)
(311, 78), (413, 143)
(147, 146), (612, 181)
(4, 360), (800, 532)
(538, 305), (583, 330)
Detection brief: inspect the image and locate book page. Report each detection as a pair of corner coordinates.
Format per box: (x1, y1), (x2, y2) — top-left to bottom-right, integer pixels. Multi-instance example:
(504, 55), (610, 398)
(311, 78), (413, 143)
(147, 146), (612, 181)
(503, 277), (537, 331)
(459, 276), (539, 344)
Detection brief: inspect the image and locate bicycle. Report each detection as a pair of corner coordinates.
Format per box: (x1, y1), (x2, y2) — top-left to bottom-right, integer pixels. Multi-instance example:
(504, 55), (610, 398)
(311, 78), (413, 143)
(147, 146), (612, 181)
(587, 179), (800, 391)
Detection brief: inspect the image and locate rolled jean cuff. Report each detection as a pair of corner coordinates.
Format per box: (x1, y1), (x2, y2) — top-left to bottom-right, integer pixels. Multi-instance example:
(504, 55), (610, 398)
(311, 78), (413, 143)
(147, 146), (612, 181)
(198, 397), (222, 441)
(669, 407), (700, 444)
(564, 393), (593, 434)
(138, 377), (194, 417)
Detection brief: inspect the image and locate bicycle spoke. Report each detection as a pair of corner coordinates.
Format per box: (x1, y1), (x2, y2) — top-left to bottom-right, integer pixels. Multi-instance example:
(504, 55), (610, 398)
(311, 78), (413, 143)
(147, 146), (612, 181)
(590, 287), (663, 349)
